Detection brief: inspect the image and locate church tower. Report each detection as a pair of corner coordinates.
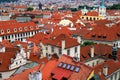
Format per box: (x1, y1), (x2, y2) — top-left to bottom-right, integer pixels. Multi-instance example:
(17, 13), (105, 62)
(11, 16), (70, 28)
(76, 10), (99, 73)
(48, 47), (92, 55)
(99, 0), (106, 17)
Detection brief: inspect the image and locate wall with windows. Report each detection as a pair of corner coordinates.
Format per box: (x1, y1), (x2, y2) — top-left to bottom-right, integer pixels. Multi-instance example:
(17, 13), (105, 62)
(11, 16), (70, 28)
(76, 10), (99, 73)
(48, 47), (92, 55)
(1, 30), (40, 42)
(47, 45), (80, 60)
(9, 48), (27, 70)
(85, 58), (105, 67)
(107, 69), (120, 80)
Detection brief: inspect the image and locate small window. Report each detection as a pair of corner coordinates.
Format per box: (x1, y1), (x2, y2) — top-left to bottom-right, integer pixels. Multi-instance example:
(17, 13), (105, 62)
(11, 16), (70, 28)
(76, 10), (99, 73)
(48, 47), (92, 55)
(16, 62), (18, 65)
(24, 27), (27, 31)
(19, 27), (22, 31)
(75, 47), (77, 53)
(51, 46), (54, 52)
(46, 47), (48, 50)
(59, 48), (62, 55)
(14, 28), (17, 32)
(67, 49), (70, 55)
(7, 29), (10, 33)
(1, 30), (4, 34)
(30, 26), (33, 30)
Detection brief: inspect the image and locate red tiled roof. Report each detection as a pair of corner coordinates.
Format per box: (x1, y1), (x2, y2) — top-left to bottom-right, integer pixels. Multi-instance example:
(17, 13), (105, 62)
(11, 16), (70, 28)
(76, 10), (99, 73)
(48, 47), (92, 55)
(94, 60), (120, 80)
(83, 25), (120, 41)
(52, 54), (93, 80)
(86, 11), (99, 16)
(80, 44), (112, 61)
(7, 59), (57, 80)
(47, 34), (80, 48)
(0, 47), (19, 72)
(0, 20), (39, 36)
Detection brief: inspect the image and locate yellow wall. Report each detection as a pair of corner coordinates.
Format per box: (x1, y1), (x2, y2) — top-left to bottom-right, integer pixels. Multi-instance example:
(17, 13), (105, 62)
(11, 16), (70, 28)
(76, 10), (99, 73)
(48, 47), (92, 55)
(80, 16), (105, 21)
(87, 70), (94, 80)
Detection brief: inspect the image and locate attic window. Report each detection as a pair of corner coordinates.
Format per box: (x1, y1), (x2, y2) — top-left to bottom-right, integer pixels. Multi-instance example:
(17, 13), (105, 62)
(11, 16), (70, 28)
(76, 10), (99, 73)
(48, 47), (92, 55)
(103, 35), (107, 38)
(30, 26), (33, 30)
(117, 32), (120, 37)
(1, 30), (4, 34)
(19, 27), (22, 31)
(14, 28), (17, 32)
(92, 34), (96, 37)
(98, 34), (102, 38)
(7, 29), (10, 33)
(24, 27), (27, 31)
(36, 26), (39, 29)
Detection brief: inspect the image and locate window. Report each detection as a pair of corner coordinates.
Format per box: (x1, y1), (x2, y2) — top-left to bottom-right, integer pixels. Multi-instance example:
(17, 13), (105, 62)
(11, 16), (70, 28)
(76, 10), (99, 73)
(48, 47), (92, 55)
(59, 48), (62, 55)
(51, 46), (54, 52)
(7, 29), (10, 33)
(19, 27), (22, 31)
(67, 49), (70, 55)
(75, 47), (77, 53)
(24, 27), (27, 31)
(16, 62), (18, 65)
(1, 30), (4, 34)
(30, 26), (33, 30)
(46, 47), (48, 50)
(14, 28), (17, 32)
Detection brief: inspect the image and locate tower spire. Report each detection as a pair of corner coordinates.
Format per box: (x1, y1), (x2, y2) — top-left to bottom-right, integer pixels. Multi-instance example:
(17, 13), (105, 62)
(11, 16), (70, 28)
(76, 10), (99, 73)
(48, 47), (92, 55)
(101, 0), (105, 7)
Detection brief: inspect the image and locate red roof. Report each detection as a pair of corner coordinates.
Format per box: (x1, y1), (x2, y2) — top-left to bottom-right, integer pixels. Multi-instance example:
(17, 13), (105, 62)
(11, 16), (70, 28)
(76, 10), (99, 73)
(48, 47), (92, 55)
(0, 47), (19, 72)
(94, 60), (120, 80)
(80, 44), (112, 61)
(52, 54), (93, 80)
(47, 34), (80, 48)
(86, 11), (99, 16)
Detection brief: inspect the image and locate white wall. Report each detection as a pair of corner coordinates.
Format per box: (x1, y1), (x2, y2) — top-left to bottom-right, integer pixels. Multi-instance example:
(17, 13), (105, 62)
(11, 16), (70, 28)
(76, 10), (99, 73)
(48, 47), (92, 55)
(85, 58), (105, 67)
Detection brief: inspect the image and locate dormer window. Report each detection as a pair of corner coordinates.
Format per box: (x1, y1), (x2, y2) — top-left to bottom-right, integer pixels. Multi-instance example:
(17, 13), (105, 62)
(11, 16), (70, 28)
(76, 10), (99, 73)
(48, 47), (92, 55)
(19, 27), (22, 31)
(7, 29), (10, 33)
(24, 27), (27, 31)
(1, 30), (4, 34)
(36, 26), (39, 29)
(30, 26), (33, 30)
(14, 28), (17, 32)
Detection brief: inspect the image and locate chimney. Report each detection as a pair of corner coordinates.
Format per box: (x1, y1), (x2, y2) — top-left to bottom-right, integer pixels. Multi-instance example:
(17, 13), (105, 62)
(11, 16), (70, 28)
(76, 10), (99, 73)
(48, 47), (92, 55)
(27, 51), (30, 59)
(44, 31), (46, 34)
(62, 40), (65, 49)
(29, 71), (42, 80)
(98, 69), (102, 76)
(0, 37), (2, 42)
(77, 36), (81, 43)
(90, 45), (94, 58)
(103, 65), (108, 76)
(51, 28), (54, 33)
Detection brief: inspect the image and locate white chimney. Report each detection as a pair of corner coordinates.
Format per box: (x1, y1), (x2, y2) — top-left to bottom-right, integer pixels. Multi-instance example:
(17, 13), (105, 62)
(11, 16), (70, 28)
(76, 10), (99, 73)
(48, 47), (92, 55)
(29, 71), (42, 80)
(90, 45), (94, 58)
(51, 28), (54, 33)
(98, 69), (102, 76)
(43, 31), (46, 34)
(0, 37), (2, 42)
(77, 36), (81, 43)
(27, 51), (30, 59)
(62, 40), (65, 49)
(103, 65), (108, 76)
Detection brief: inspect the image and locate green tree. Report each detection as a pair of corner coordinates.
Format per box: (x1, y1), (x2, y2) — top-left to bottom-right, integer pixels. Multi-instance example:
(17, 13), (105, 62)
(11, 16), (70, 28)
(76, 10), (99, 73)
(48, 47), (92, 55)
(27, 7), (34, 11)
(81, 41), (95, 47)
